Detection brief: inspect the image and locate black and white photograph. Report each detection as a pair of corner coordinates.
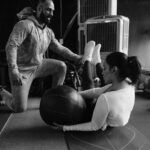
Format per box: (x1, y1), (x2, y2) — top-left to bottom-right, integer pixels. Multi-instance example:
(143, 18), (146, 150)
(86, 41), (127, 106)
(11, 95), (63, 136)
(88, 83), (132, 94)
(0, 0), (150, 149)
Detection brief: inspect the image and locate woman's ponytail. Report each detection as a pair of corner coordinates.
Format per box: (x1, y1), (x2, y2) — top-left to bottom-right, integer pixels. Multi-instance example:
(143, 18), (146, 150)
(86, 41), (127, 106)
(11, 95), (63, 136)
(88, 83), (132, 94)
(126, 56), (141, 84)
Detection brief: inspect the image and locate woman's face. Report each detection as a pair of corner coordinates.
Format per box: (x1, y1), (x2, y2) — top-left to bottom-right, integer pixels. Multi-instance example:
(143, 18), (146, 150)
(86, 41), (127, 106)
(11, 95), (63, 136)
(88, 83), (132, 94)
(102, 61), (113, 84)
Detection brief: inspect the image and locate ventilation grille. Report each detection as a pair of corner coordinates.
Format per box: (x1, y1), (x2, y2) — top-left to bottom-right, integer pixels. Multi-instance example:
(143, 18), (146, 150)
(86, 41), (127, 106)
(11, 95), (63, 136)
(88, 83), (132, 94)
(78, 16), (129, 61)
(78, 0), (117, 24)
(87, 22), (117, 52)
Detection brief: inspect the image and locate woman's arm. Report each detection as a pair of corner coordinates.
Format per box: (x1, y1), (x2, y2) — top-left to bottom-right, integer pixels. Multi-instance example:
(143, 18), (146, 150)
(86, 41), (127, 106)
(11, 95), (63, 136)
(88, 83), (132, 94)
(63, 95), (109, 131)
(79, 84), (111, 100)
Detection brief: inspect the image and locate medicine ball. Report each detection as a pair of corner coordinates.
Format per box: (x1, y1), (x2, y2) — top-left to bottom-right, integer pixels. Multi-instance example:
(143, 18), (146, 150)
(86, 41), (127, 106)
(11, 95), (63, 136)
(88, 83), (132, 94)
(40, 85), (86, 125)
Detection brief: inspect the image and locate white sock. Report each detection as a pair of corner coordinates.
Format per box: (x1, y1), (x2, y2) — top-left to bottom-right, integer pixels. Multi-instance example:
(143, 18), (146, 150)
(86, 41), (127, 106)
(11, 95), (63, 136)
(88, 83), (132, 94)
(92, 44), (102, 65)
(82, 41), (95, 63)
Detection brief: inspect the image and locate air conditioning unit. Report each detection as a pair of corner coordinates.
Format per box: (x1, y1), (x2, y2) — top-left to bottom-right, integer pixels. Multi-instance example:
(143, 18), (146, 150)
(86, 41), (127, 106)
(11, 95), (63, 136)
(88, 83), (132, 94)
(78, 15), (129, 62)
(78, 0), (117, 25)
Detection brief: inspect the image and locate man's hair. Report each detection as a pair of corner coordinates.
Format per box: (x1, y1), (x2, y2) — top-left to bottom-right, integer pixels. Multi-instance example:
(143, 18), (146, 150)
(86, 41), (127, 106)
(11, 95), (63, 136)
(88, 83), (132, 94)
(38, 0), (52, 4)
(32, 0), (52, 9)
(39, 0), (46, 3)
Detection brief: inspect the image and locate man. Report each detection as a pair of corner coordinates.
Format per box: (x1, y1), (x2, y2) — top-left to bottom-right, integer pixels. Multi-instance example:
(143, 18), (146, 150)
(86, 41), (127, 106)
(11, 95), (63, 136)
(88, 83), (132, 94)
(0, 0), (82, 112)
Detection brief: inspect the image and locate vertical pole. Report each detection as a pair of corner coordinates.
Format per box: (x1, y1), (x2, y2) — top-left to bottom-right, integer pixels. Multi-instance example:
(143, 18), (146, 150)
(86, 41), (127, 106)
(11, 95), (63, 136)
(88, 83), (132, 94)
(59, 0), (63, 44)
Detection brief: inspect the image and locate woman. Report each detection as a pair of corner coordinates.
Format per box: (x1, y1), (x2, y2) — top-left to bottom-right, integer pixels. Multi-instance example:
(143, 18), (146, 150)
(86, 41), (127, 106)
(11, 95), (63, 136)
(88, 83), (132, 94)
(53, 41), (141, 131)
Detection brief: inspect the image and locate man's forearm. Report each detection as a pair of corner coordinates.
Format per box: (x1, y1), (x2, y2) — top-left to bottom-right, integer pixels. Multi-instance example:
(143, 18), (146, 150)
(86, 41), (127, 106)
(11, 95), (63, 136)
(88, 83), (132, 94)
(61, 46), (81, 61)
(53, 43), (82, 63)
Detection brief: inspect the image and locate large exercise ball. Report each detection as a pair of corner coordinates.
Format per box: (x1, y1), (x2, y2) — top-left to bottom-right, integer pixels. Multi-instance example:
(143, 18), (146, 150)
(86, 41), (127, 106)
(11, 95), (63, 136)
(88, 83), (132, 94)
(40, 85), (86, 125)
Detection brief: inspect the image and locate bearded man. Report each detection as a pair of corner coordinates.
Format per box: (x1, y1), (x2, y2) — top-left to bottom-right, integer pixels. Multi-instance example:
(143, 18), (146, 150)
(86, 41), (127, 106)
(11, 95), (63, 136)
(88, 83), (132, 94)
(0, 0), (82, 112)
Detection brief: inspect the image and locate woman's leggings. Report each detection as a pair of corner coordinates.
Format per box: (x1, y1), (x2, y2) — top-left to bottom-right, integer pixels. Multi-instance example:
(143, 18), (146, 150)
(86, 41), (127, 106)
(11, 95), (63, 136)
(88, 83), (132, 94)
(81, 61), (104, 121)
(81, 61), (104, 90)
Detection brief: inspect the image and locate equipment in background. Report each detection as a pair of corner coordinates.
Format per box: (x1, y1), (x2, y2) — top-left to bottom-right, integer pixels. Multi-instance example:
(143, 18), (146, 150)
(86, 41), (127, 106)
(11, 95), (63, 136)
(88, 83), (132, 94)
(77, 0), (129, 64)
(40, 85), (86, 125)
(137, 70), (150, 93)
(78, 0), (117, 25)
(78, 15), (129, 62)
(64, 61), (81, 91)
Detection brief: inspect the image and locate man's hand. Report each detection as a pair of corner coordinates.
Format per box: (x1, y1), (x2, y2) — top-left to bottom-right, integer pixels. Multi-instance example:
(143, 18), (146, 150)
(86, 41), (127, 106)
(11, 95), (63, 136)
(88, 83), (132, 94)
(9, 68), (23, 86)
(75, 55), (83, 65)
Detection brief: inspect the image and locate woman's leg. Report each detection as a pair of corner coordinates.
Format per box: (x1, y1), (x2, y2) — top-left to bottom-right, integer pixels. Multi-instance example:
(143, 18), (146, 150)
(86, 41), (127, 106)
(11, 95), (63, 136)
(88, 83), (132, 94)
(92, 44), (105, 87)
(81, 41), (96, 90)
(96, 63), (105, 86)
(81, 61), (96, 121)
(81, 41), (96, 121)
(81, 61), (94, 90)
(1, 69), (35, 112)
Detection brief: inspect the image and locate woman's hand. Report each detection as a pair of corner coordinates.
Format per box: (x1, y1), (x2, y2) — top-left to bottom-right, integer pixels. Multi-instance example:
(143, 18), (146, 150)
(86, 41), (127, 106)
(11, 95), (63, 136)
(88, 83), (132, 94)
(52, 123), (64, 131)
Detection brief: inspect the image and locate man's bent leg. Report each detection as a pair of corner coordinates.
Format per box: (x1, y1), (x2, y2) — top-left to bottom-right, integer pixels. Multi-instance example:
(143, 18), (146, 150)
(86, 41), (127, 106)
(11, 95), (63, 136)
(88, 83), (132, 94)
(1, 70), (35, 112)
(35, 59), (67, 88)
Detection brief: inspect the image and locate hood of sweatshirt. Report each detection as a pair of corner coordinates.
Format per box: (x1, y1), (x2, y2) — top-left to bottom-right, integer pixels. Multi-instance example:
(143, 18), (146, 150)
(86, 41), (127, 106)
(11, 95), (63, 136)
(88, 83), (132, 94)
(17, 7), (46, 29)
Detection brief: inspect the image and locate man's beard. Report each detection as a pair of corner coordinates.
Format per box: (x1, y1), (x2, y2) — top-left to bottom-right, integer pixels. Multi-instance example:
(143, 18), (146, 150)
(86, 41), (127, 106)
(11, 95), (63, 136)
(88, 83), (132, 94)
(39, 12), (51, 25)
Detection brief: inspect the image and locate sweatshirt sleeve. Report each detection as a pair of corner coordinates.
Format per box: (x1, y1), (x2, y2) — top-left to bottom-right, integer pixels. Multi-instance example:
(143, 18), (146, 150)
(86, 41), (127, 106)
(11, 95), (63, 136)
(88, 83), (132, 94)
(49, 31), (81, 63)
(63, 95), (109, 131)
(5, 21), (29, 69)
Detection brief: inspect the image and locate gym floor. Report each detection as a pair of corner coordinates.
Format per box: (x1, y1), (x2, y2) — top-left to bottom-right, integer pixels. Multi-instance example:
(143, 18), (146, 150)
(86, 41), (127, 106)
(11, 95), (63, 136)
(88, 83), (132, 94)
(130, 91), (150, 140)
(0, 90), (150, 150)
